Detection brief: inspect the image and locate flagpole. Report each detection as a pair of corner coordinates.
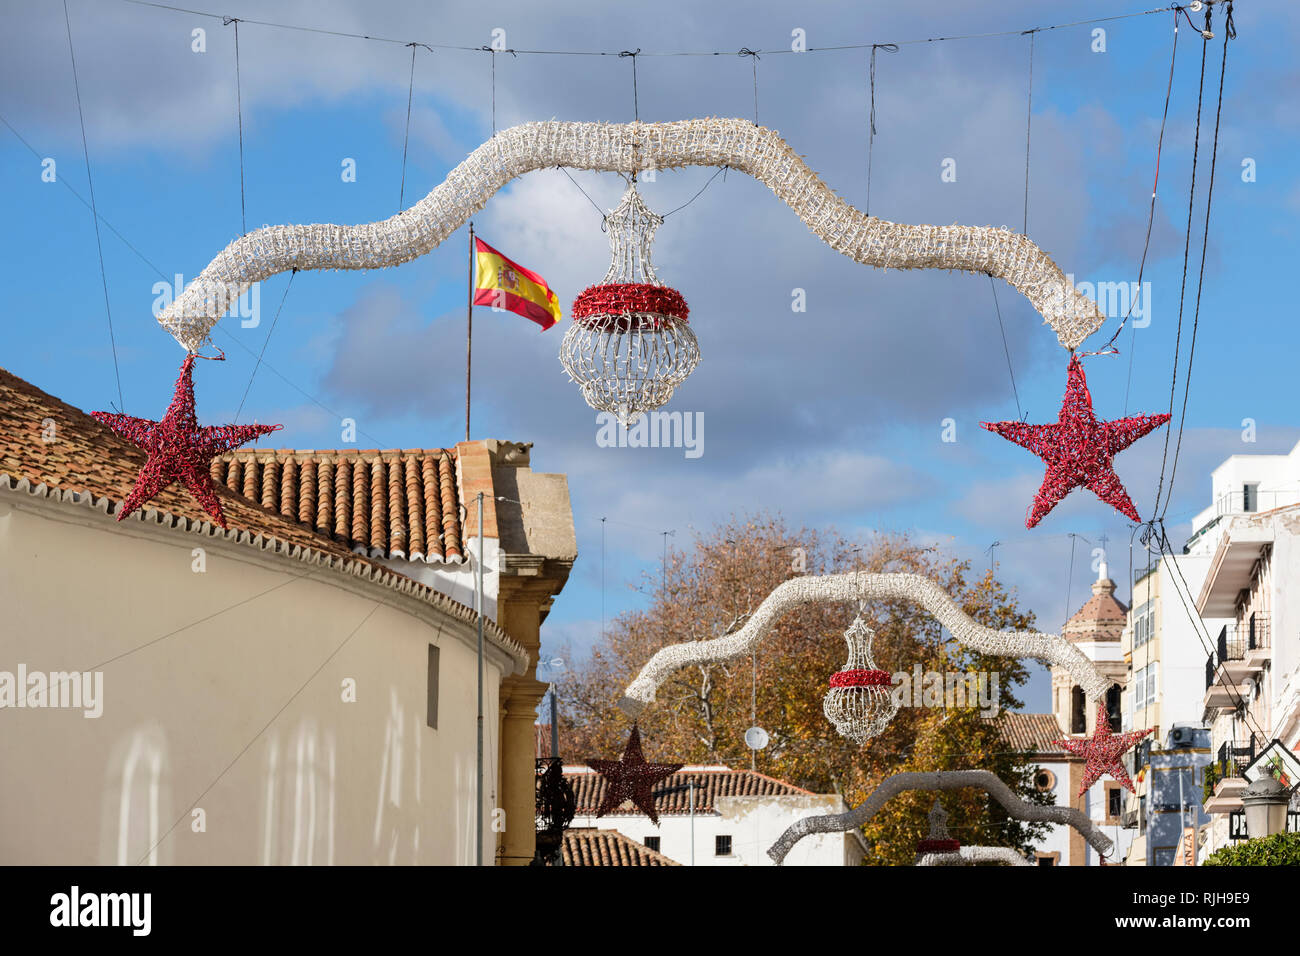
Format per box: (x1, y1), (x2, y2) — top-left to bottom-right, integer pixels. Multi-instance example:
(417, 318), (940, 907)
(465, 222), (474, 443)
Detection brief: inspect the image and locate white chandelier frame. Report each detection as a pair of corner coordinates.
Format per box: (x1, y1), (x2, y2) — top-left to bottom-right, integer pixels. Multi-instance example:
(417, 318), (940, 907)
(766, 769), (1114, 864)
(617, 571), (1112, 718)
(156, 118), (1105, 352)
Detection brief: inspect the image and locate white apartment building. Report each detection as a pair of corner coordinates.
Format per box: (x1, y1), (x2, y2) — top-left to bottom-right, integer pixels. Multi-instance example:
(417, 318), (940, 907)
(1160, 440), (1300, 860)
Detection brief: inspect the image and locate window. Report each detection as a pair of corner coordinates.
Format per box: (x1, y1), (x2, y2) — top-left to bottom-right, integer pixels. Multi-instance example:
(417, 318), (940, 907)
(1034, 769), (1056, 792)
(1134, 664), (1158, 711)
(1133, 601), (1154, 648)
(1071, 686), (1087, 734)
(644, 836), (661, 852)
(1106, 685), (1122, 731)
(1107, 785), (1124, 822)
(1035, 853), (1058, 866)
(715, 835), (732, 856)
(1243, 483), (1258, 512)
(426, 644), (440, 729)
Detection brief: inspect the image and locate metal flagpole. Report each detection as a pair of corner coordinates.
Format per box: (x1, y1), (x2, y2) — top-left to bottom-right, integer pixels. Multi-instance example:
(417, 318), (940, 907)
(549, 686), (559, 760)
(476, 491), (484, 865)
(466, 223), (475, 442)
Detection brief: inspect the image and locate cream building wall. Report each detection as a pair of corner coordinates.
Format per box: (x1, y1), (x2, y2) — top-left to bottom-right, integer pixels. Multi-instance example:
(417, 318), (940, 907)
(0, 486), (519, 865)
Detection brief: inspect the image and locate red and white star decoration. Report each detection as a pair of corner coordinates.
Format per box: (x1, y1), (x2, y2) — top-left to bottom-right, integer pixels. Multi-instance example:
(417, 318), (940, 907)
(981, 355), (1170, 528)
(586, 724), (683, 825)
(92, 354), (280, 529)
(1054, 703), (1152, 796)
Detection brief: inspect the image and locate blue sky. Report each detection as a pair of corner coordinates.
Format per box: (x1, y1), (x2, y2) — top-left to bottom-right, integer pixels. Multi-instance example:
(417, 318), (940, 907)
(3, 0), (1298, 712)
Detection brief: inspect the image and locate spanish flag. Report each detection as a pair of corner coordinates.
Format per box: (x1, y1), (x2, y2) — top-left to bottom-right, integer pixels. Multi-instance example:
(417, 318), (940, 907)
(472, 237), (561, 331)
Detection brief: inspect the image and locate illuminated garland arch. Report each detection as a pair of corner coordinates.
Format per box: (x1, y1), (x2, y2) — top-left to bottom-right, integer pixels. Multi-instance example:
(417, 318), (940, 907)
(917, 846), (1032, 866)
(767, 769), (1114, 864)
(617, 572), (1113, 718)
(157, 119), (1104, 352)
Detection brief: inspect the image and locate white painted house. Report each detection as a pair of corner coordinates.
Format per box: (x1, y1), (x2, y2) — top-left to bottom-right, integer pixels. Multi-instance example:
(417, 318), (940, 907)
(564, 765), (865, 866)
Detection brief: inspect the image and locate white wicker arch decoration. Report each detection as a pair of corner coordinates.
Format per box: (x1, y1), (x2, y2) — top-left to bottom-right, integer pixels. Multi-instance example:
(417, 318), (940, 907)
(617, 571), (1112, 718)
(917, 846), (1032, 866)
(156, 118), (1104, 352)
(767, 769), (1114, 864)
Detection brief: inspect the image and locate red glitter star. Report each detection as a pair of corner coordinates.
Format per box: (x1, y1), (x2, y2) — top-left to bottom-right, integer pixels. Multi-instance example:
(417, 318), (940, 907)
(1054, 704), (1152, 796)
(981, 355), (1170, 528)
(586, 725), (683, 824)
(92, 354), (280, 529)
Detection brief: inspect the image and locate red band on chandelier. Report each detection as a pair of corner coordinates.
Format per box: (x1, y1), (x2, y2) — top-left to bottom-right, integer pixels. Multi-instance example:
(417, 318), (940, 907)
(828, 668), (894, 688)
(572, 283), (690, 327)
(916, 838), (961, 854)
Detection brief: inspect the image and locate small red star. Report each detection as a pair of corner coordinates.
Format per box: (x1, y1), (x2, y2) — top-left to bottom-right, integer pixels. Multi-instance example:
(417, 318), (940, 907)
(981, 355), (1170, 528)
(586, 725), (683, 824)
(1054, 703), (1152, 796)
(92, 354), (280, 529)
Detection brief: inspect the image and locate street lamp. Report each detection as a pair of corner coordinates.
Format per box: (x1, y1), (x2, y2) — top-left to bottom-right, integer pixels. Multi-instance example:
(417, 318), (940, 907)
(1241, 775), (1289, 839)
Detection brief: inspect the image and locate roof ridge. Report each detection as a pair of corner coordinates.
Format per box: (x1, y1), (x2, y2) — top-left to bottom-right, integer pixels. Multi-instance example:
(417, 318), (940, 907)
(0, 472), (527, 674)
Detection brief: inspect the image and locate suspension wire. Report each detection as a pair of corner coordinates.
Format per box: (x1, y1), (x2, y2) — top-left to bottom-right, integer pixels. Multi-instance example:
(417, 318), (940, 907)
(865, 43), (898, 217)
(0, 112), (393, 448)
(601, 517), (607, 644)
(234, 268), (296, 424)
(557, 166), (609, 225)
(62, 0), (125, 413)
(738, 48), (760, 126)
(398, 42), (419, 210)
(1160, 4), (1232, 521)
(619, 49), (641, 120)
(662, 165), (728, 218)
(1022, 30), (1035, 236)
(116, 0), (1182, 57)
(1063, 532), (1079, 628)
(1150, 9), (1211, 522)
(223, 18), (247, 235)
(138, 600), (383, 864)
(1113, 8), (1182, 407)
(987, 275), (1023, 420)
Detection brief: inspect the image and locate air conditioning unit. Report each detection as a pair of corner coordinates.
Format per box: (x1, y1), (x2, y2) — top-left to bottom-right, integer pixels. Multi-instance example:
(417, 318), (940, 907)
(1169, 726), (1198, 748)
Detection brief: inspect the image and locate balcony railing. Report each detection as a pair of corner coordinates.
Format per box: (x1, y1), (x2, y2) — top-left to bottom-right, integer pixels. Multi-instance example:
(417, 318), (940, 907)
(1218, 618), (1270, 660)
(1210, 489), (1298, 517)
(1205, 618), (1270, 689)
(1216, 737), (1258, 780)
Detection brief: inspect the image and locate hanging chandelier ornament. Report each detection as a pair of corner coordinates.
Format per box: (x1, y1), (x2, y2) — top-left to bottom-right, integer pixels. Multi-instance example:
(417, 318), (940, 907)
(822, 611), (899, 744)
(559, 179), (698, 425)
(916, 796), (961, 858)
(981, 354), (1170, 528)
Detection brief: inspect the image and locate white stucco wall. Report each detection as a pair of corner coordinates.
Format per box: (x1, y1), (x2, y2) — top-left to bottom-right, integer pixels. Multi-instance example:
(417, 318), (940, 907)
(0, 491), (511, 865)
(385, 535), (501, 624)
(571, 793), (859, 866)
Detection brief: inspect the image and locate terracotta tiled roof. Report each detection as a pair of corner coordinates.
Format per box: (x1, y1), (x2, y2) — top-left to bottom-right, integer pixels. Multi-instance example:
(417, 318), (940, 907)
(565, 767), (812, 815)
(0, 366), (357, 559)
(991, 712), (1071, 757)
(561, 829), (679, 866)
(213, 448), (464, 562)
(0, 365), (528, 672)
